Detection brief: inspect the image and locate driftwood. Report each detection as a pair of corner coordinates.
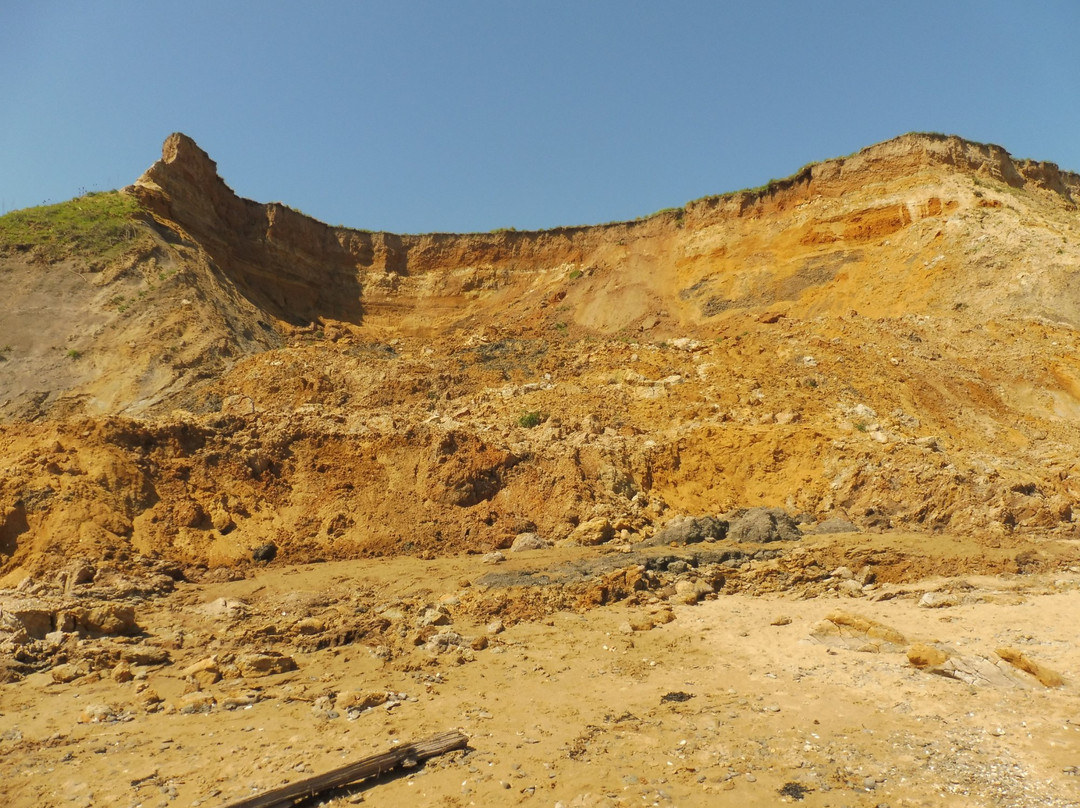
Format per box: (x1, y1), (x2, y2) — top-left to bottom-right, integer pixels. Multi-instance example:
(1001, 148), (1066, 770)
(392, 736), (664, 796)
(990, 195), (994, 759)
(221, 730), (469, 808)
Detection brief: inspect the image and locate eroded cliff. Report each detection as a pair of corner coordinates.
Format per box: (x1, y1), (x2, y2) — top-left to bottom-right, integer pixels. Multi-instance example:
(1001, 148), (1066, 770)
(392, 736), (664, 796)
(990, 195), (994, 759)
(1, 132), (1079, 579)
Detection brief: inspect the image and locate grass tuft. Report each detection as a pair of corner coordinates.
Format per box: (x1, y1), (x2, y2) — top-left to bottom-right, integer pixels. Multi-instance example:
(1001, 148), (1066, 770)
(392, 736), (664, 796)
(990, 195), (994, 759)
(0, 191), (143, 263)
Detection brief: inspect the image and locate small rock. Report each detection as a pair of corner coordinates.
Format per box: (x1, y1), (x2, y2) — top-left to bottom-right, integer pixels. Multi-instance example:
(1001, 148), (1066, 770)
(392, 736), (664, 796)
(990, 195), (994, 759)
(426, 631), (466, 653)
(295, 617), (325, 635)
(674, 580), (700, 601)
(252, 542), (277, 563)
(181, 657), (222, 687)
(417, 607), (451, 628)
(336, 690), (388, 712)
(563, 518), (615, 547)
(996, 647), (1065, 688)
(234, 652), (297, 678)
(78, 704), (118, 723)
(907, 643), (950, 669)
(52, 661), (91, 684)
(121, 644), (171, 666)
(111, 662), (134, 683)
(838, 579), (865, 597)
(178, 692), (215, 714)
(73, 604), (138, 636)
(651, 609), (676, 625)
(211, 509), (235, 534)
(919, 591), (957, 609)
(510, 533), (549, 552)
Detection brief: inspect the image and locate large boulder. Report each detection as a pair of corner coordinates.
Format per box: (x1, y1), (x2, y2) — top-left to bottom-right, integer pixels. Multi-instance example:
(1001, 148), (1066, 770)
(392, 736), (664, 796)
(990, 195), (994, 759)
(724, 507), (801, 543)
(642, 516), (727, 547)
(561, 518), (615, 546)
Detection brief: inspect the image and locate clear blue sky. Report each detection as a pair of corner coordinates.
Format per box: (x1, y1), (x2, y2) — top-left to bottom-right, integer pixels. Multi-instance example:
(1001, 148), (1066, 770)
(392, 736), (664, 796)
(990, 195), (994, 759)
(3, 1), (1078, 232)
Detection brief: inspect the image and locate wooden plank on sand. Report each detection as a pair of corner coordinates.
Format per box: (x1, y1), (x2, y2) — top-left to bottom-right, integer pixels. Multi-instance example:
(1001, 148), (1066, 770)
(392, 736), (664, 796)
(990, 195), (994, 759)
(220, 730), (469, 808)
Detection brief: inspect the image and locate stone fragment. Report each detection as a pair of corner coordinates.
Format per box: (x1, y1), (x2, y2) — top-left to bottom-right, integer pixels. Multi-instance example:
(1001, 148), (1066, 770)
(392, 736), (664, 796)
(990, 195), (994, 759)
(78, 703), (119, 723)
(252, 542), (277, 562)
(111, 662), (134, 683)
(996, 647), (1064, 688)
(221, 691), (259, 710)
(182, 657), (222, 687)
(8, 605), (54, 640)
(838, 579), (865, 597)
(52, 661), (91, 683)
(907, 642), (950, 668)
(919, 591), (957, 609)
(295, 618), (325, 635)
(121, 644), (171, 666)
(425, 631), (466, 653)
(178, 692), (215, 714)
(139, 689), (163, 709)
(809, 611), (907, 653)
(335, 690), (388, 712)
(923, 654), (1035, 688)
(211, 509), (235, 534)
(73, 604), (138, 636)
(693, 579), (715, 599)
(510, 533), (549, 552)
(651, 609), (676, 625)
(564, 518), (615, 546)
(234, 652), (298, 678)
(417, 607), (451, 628)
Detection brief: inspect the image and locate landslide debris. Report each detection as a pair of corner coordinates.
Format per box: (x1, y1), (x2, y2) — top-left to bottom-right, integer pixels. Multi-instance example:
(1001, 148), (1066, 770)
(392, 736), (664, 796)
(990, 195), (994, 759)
(1, 131), (1079, 583)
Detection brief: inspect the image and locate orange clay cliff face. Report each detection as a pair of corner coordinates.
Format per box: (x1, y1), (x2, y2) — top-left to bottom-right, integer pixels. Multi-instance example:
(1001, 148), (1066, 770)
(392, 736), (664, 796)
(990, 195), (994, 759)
(1, 132), (1079, 581)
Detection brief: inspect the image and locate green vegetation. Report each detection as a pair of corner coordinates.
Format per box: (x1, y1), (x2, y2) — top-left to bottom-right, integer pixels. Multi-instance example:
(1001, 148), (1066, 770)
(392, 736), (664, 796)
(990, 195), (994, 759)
(518, 411), (545, 429)
(568, 269), (583, 280)
(553, 321), (568, 333)
(0, 191), (142, 263)
(650, 206), (684, 218)
(854, 421), (868, 433)
(66, 349), (82, 361)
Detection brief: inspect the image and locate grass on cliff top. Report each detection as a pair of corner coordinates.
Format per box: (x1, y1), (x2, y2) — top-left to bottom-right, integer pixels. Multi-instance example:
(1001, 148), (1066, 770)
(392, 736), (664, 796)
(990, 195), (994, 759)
(0, 191), (143, 263)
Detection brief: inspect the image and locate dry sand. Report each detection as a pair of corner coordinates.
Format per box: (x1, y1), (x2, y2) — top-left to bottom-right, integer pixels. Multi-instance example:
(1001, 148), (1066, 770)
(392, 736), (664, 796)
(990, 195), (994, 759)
(3, 536), (1079, 807)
